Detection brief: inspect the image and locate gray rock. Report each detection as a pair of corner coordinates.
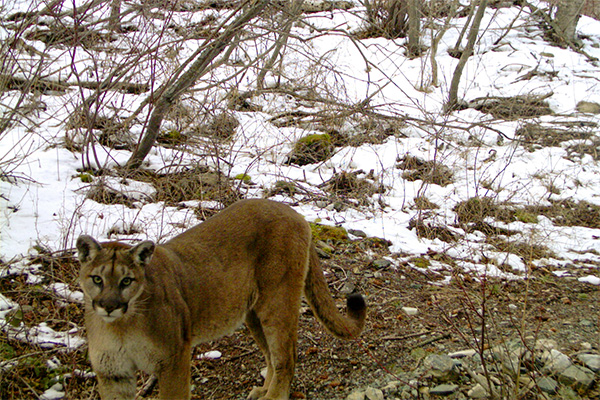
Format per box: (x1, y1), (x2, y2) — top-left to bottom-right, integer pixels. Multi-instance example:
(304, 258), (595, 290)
(536, 376), (558, 394)
(423, 354), (459, 381)
(467, 383), (488, 398)
(448, 349), (477, 358)
(558, 365), (595, 391)
(534, 339), (558, 351)
(491, 339), (530, 376)
(500, 354), (522, 377)
(542, 349), (572, 375)
(315, 200), (329, 208)
(579, 319), (594, 327)
(349, 229), (367, 238)
(365, 387), (384, 400)
(491, 339), (530, 360)
(429, 384), (459, 395)
(333, 201), (345, 212)
(372, 259), (392, 269)
(339, 281), (356, 295)
(577, 353), (600, 372)
(401, 307), (418, 316)
(577, 100), (600, 114)
(381, 380), (401, 393)
(346, 390), (365, 400)
(469, 373), (495, 393)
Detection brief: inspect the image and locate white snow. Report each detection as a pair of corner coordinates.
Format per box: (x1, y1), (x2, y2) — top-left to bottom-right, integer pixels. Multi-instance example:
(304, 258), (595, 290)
(579, 275), (600, 285)
(0, 0), (599, 378)
(199, 350), (223, 360)
(40, 383), (65, 400)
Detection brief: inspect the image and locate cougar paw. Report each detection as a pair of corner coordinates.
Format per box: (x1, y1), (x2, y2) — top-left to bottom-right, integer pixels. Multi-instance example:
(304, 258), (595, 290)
(247, 386), (267, 400)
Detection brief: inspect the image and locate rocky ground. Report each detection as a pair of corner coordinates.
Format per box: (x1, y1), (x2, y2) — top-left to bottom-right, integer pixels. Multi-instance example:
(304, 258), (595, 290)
(1, 227), (600, 399)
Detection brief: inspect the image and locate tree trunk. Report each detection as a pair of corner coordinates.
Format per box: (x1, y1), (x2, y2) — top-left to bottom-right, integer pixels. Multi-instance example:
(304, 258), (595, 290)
(445, 0), (488, 113)
(554, 0), (584, 44)
(385, 0), (407, 38)
(406, 0), (420, 56)
(125, 0), (269, 170)
(429, 0), (458, 87)
(256, 0), (303, 90)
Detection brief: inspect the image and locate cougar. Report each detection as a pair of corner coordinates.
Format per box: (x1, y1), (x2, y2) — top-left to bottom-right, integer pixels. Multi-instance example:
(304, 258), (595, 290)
(76, 199), (366, 400)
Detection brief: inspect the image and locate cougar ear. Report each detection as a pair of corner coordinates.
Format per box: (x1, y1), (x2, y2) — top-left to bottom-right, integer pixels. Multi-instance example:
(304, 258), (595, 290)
(130, 241), (155, 267)
(76, 235), (102, 263)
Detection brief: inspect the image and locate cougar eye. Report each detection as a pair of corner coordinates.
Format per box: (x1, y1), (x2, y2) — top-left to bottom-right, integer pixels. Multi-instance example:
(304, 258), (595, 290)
(91, 275), (103, 285)
(120, 277), (134, 287)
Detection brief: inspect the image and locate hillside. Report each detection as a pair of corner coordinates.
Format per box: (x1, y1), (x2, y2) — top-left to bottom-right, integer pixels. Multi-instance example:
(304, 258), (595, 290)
(1, 0), (600, 398)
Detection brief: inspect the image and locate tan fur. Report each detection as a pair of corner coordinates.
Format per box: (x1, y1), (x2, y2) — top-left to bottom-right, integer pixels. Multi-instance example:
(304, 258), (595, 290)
(77, 199), (366, 400)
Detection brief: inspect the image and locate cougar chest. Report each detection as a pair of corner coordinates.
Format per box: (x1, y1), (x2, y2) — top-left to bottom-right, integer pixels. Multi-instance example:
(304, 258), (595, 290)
(122, 330), (165, 373)
(88, 316), (165, 375)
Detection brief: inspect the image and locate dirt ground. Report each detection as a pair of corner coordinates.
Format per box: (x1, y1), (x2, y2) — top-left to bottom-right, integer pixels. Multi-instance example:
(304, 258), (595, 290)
(1, 236), (599, 399)
(183, 242), (600, 399)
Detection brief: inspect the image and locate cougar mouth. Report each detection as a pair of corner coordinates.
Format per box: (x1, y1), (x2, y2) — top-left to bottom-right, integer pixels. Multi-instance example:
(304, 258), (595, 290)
(93, 300), (128, 323)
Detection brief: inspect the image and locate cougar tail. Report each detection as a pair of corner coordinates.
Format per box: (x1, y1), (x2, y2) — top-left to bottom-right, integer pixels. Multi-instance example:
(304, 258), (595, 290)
(304, 243), (366, 340)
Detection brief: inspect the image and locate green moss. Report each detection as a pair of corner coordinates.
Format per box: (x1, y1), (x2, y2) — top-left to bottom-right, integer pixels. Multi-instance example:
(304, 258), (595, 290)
(234, 173), (252, 183)
(273, 180), (296, 195)
(410, 347), (428, 361)
(6, 309), (23, 327)
(410, 256), (430, 269)
(78, 173), (93, 183)
(287, 133), (334, 165)
(164, 129), (181, 140)
(297, 133), (332, 146)
(310, 222), (349, 243)
(515, 209), (538, 224)
(157, 129), (187, 145)
(0, 342), (15, 359)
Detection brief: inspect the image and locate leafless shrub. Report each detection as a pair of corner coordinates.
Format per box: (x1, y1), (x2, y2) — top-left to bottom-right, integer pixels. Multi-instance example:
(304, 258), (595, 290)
(413, 195), (439, 210)
(285, 133), (334, 165)
(130, 166), (241, 206)
(318, 170), (386, 208)
(195, 111), (240, 140)
(359, 0), (408, 39)
(86, 181), (139, 208)
(408, 216), (461, 242)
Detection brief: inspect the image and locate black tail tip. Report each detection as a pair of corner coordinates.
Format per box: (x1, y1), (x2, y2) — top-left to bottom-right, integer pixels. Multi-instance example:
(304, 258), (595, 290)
(346, 292), (366, 312)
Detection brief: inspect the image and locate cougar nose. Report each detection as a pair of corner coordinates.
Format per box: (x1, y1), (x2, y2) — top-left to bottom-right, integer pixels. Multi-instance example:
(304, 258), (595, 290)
(97, 298), (126, 314)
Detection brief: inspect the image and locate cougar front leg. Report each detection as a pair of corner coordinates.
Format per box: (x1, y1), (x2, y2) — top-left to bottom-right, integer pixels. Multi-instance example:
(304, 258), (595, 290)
(96, 371), (137, 400)
(89, 349), (137, 400)
(157, 345), (192, 400)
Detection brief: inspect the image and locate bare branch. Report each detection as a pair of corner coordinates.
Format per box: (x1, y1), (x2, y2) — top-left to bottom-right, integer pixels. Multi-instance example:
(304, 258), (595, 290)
(126, 0), (270, 169)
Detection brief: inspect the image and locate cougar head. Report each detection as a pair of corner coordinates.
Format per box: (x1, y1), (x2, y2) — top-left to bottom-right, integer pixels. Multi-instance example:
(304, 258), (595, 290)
(76, 235), (155, 323)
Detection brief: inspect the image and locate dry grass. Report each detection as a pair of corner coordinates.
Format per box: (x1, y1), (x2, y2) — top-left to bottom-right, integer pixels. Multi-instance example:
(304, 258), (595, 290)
(397, 155), (454, 187)
(516, 121), (597, 154)
(528, 199), (600, 229)
(408, 216), (461, 243)
(318, 170), (387, 208)
(135, 167), (240, 206)
(83, 166), (241, 210)
(469, 94), (554, 119)
(86, 181), (139, 208)
(0, 253), (91, 399)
